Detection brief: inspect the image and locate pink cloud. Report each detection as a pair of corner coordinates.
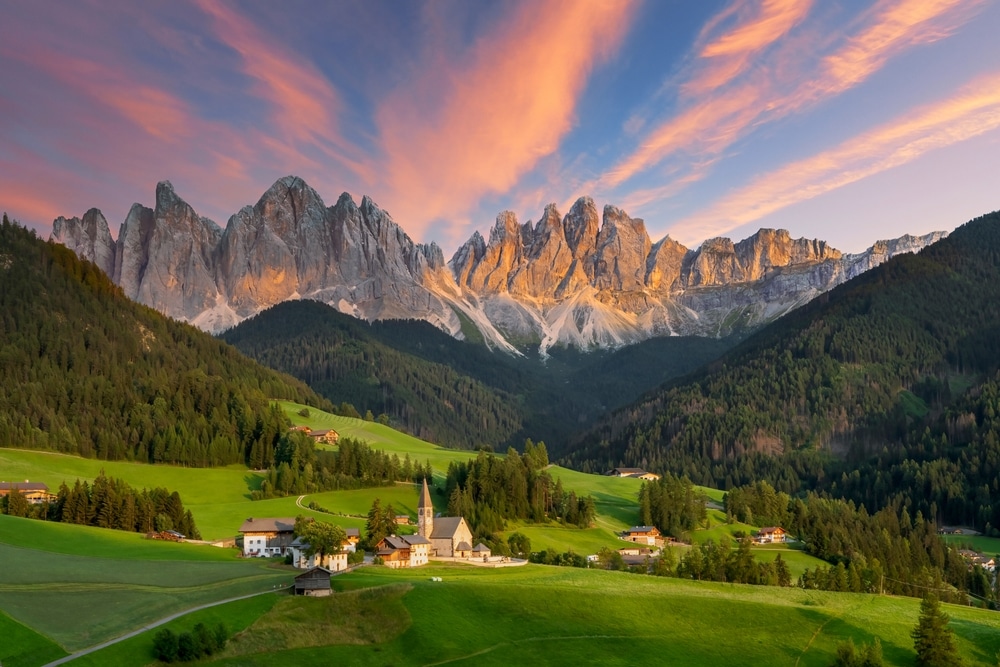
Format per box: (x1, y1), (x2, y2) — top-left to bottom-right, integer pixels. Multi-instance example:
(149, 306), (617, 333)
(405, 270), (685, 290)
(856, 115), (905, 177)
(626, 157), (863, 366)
(376, 0), (639, 239)
(668, 71), (1000, 244)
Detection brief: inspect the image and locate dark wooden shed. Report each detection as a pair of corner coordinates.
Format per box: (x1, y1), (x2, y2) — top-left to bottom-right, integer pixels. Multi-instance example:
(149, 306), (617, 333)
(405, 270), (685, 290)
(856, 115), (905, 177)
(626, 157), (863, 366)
(294, 566), (332, 597)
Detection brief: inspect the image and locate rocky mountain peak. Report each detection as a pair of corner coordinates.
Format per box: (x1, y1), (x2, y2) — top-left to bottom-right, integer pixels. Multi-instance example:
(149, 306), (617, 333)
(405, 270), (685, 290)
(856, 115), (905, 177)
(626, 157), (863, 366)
(50, 179), (949, 353)
(51, 208), (116, 277)
(593, 205), (651, 292)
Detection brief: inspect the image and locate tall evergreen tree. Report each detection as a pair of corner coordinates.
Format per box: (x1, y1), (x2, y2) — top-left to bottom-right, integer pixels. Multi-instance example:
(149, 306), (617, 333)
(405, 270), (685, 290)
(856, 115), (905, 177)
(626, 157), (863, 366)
(912, 594), (963, 667)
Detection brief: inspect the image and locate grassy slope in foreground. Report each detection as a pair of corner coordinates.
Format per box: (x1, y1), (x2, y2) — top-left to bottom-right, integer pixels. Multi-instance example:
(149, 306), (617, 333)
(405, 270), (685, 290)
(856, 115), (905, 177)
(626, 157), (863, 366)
(0, 609), (66, 667)
(76, 564), (1000, 667)
(0, 516), (290, 652)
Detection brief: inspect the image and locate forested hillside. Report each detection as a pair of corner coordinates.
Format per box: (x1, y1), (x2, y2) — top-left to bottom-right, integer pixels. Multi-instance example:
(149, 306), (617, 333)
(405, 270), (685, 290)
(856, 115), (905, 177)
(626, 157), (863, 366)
(0, 216), (329, 466)
(568, 211), (1000, 533)
(222, 300), (736, 450)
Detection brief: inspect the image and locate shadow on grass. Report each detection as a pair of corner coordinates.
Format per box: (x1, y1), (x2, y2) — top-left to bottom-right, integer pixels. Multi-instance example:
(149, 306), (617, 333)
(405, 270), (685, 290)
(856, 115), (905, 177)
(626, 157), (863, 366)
(781, 606), (912, 667)
(243, 473), (265, 499)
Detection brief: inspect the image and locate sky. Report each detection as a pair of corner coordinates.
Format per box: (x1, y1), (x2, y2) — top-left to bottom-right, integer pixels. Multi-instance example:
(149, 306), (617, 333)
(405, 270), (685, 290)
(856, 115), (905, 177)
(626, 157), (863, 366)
(2, 0), (1000, 256)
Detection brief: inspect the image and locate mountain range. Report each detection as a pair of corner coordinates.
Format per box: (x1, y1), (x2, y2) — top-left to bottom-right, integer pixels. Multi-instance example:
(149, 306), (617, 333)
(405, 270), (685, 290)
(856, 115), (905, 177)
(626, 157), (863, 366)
(50, 176), (945, 353)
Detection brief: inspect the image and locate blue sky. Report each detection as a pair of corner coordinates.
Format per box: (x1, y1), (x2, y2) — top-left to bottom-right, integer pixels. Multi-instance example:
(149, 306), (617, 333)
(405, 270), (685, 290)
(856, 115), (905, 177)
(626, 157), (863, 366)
(2, 0), (999, 255)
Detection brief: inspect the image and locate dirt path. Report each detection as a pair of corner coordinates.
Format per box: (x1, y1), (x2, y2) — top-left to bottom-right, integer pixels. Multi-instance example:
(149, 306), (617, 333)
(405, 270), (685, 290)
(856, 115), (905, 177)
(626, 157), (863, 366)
(41, 587), (289, 667)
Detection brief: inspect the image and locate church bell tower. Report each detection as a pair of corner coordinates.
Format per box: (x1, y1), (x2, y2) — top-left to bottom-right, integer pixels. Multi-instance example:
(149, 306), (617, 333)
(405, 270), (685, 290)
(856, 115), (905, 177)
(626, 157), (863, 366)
(418, 477), (434, 538)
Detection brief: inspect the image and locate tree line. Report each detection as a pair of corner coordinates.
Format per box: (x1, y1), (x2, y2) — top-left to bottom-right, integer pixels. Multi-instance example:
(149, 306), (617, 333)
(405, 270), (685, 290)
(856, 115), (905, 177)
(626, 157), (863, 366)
(2, 471), (200, 538)
(252, 433), (432, 500)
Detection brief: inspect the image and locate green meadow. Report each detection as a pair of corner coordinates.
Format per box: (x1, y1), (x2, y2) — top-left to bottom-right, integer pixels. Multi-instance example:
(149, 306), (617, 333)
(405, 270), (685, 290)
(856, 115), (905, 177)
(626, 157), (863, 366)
(0, 516), (290, 652)
(942, 534), (1000, 555)
(70, 564), (1000, 667)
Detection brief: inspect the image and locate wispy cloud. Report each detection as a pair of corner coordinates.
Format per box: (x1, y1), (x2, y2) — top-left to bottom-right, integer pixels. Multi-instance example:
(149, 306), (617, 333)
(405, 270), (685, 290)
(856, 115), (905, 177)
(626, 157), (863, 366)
(668, 72), (1000, 243)
(602, 0), (986, 196)
(376, 0), (639, 239)
(193, 0), (373, 181)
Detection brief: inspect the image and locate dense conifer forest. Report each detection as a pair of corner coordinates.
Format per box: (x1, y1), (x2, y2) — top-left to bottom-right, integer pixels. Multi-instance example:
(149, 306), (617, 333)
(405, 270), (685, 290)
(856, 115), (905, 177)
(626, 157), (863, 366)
(443, 442), (596, 538)
(0, 217), (330, 467)
(567, 211), (1000, 534)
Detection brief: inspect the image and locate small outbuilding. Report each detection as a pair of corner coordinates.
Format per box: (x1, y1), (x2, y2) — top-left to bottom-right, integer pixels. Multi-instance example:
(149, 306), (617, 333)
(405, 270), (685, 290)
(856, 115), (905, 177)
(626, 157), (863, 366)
(294, 567), (332, 597)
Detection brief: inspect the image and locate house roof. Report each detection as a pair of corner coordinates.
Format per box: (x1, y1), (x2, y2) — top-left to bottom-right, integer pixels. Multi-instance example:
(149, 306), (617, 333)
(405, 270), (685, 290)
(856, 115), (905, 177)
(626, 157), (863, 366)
(610, 468), (647, 475)
(419, 478), (433, 510)
(380, 534), (430, 549)
(294, 566), (332, 579)
(308, 429), (337, 437)
(239, 517), (296, 533)
(455, 541), (473, 552)
(0, 482), (49, 492)
(759, 526), (785, 534)
(472, 543), (491, 552)
(627, 526), (659, 533)
(345, 528), (360, 537)
(429, 516), (467, 539)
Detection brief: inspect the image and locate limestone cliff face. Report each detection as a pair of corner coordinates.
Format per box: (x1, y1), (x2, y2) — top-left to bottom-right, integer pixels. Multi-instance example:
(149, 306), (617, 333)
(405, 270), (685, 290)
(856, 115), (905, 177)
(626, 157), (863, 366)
(50, 177), (947, 354)
(51, 208), (116, 277)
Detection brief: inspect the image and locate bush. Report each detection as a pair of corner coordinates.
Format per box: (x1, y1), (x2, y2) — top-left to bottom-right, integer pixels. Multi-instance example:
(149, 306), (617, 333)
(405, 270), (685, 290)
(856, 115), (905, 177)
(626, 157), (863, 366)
(153, 628), (178, 663)
(152, 623), (227, 663)
(348, 550), (365, 565)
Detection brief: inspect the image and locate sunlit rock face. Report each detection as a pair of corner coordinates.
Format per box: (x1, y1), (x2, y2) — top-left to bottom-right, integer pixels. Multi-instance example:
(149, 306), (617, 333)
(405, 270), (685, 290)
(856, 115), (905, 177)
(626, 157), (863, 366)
(50, 177), (946, 354)
(51, 208), (116, 277)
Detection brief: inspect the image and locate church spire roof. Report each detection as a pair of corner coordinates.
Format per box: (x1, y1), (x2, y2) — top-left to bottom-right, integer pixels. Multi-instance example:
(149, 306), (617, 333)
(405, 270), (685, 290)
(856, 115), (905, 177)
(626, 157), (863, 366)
(419, 478), (432, 509)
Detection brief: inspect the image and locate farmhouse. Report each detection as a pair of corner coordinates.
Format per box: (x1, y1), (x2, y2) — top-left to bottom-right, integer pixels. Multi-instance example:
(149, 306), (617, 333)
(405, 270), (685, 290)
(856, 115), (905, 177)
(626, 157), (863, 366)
(958, 549), (996, 572)
(395, 514), (411, 525)
(239, 517), (296, 557)
(293, 567), (332, 597)
(607, 468), (661, 481)
(288, 537), (349, 572)
(755, 527), (787, 544)
(0, 481), (55, 504)
(417, 478), (473, 557)
(376, 534), (431, 568)
(307, 429), (339, 444)
(344, 527), (360, 551)
(624, 526), (664, 547)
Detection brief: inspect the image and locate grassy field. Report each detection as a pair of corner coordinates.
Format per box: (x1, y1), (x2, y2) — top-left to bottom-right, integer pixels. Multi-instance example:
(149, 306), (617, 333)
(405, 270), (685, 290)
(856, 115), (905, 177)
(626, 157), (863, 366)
(0, 609), (67, 667)
(72, 563), (1000, 667)
(0, 516), (291, 652)
(942, 534), (1000, 555)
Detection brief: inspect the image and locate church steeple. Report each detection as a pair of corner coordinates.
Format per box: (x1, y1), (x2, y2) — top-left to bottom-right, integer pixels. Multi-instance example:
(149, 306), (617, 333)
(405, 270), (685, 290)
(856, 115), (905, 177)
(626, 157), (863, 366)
(418, 477), (434, 538)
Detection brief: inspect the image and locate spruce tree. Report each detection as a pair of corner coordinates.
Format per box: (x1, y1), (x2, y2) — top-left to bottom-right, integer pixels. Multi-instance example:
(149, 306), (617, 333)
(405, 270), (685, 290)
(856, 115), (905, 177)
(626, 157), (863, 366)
(912, 594), (962, 667)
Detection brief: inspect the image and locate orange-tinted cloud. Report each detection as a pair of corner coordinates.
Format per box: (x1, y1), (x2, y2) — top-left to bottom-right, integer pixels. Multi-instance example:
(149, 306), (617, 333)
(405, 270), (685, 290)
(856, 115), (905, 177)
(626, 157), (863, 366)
(377, 0), (639, 238)
(669, 72), (1000, 243)
(685, 0), (812, 96)
(604, 0), (985, 192)
(798, 0), (986, 107)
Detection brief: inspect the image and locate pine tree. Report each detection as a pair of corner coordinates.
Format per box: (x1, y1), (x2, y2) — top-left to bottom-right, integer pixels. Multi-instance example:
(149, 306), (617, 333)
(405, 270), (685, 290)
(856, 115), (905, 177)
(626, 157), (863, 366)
(912, 594), (963, 667)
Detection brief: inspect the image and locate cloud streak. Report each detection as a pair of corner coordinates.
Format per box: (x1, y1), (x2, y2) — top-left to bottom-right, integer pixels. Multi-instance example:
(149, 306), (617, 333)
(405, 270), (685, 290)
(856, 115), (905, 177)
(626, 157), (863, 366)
(602, 0), (986, 195)
(668, 72), (1000, 243)
(376, 0), (639, 238)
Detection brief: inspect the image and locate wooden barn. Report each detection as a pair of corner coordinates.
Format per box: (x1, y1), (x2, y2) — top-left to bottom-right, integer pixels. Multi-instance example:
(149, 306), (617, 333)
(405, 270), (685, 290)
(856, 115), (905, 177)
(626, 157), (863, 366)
(294, 567), (332, 597)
